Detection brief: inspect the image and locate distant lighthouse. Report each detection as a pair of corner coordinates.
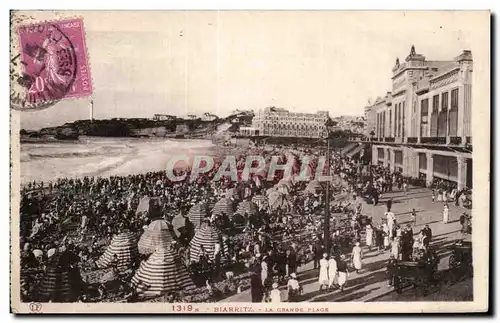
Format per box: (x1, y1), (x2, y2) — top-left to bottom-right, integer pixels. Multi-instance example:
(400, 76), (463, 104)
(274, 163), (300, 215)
(90, 99), (94, 121)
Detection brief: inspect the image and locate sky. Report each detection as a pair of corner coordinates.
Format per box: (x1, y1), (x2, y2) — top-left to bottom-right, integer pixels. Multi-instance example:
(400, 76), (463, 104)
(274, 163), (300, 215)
(13, 11), (486, 130)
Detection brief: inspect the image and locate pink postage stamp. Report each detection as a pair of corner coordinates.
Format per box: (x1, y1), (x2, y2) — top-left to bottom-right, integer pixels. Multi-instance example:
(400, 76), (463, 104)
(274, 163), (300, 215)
(12, 17), (92, 110)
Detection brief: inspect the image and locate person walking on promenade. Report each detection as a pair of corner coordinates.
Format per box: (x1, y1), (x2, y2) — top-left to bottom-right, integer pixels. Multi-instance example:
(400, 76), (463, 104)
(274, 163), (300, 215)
(327, 254), (338, 291)
(351, 242), (363, 274)
(421, 224), (432, 249)
(386, 255), (398, 287)
(382, 223), (390, 251)
(437, 188), (443, 202)
(261, 256), (268, 286)
(250, 271), (263, 303)
(313, 237), (323, 270)
(287, 273), (302, 302)
(365, 223), (374, 251)
(269, 283), (282, 303)
(411, 208), (417, 225)
(318, 253), (329, 292)
(337, 255), (349, 292)
(442, 203), (449, 224)
(391, 236), (400, 260)
(401, 224), (414, 261)
(385, 208), (395, 239)
(460, 212), (471, 234)
(286, 247), (298, 277)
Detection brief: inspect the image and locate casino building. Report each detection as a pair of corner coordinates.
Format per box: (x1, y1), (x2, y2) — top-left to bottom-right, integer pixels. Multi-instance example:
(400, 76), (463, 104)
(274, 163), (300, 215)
(249, 107), (329, 138)
(364, 46), (473, 189)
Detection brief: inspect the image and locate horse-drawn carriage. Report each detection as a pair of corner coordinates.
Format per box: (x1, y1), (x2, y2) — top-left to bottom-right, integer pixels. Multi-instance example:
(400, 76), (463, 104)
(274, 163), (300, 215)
(448, 237), (473, 276)
(394, 250), (439, 294)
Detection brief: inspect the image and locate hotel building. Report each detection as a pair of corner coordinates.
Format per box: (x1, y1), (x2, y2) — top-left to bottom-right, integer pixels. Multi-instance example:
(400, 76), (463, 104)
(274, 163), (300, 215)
(365, 46), (473, 189)
(244, 107), (329, 138)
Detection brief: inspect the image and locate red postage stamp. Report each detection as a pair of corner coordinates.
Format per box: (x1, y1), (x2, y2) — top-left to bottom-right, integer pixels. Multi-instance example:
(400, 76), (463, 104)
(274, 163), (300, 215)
(13, 17), (92, 110)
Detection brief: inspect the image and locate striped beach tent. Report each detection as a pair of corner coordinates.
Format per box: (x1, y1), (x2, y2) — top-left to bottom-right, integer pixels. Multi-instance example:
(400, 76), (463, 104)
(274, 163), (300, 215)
(189, 224), (222, 262)
(235, 200), (258, 216)
(252, 194), (269, 210)
(211, 197), (234, 218)
(187, 202), (209, 228)
(38, 251), (83, 302)
(96, 232), (139, 270)
(138, 220), (175, 255)
(130, 247), (195, 297)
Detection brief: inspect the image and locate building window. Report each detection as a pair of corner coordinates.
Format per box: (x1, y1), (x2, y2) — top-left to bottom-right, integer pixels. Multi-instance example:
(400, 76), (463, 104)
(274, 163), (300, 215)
(441, 92), (449, 112)
(389, 108), (392, 136)
(432, 95), (439, 113)
(451, 88), (459, 110)
(398, 103), (402, 137)
(449, 88), (459, 136)
(420, 98), (429, 137)
(430, 95), (439, 136)
(401, 101), (405, 138)
(394, 104), (398, 137)
(437, 92), (449, 137)
(383, 111), (386, 138)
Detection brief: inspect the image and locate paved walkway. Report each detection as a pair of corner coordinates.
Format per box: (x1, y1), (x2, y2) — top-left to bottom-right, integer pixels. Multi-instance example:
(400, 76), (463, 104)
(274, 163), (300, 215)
(221, 187), (471, 302)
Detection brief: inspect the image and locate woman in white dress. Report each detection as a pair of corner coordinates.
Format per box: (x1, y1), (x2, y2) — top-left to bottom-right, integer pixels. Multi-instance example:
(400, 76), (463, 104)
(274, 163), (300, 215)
(413, 232), (424, 253)
(443, 203), (449, 224)
(365, 224), (374, 250)
(437, 188), (443, 202)
(391, 236), (400, 260)
(318, 253), (329, 291)
(383, 223), (390, 250)
(261, 258), (268, 286)
(351, 242), (363, 273)
(269, 283), (282, 303)
(327, 255), (338, 290)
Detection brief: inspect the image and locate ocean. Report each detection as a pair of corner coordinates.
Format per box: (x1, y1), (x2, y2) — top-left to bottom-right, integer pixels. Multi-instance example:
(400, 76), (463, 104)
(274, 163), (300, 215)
(20, 137), (217, 184)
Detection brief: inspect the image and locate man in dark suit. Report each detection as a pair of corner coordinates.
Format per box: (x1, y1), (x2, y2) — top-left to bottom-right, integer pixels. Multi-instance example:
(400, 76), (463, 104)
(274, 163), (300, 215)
(312, 237), (324, 270)
(421, 224), (432, 249)
(250, 271), (263, 303)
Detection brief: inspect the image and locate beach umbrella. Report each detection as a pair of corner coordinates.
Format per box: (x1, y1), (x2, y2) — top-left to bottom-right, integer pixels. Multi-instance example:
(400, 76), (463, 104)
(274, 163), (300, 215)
(268, 190), (292, 211)
(38, 251), (83, 302)
(171, 213), (190, 238)
(130, 247), (195, 297)
(211, 197), (234, 218)
(274, 183), (290, 195)
(189, 224), (222, 262)
(96, 232), (139, 270)
(305, 180), (323, 194)
(266, 187), (277, 196)
(235, 200), (258, 217)
(187, 202), (209, 228)
(138, 220), (175, 255)
(251, 194), (268, 210)
(136, 197), (162, 217)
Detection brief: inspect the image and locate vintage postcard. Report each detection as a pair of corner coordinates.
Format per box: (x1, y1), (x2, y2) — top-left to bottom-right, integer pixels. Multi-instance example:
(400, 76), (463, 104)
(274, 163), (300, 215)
(10, 10), (490, 314)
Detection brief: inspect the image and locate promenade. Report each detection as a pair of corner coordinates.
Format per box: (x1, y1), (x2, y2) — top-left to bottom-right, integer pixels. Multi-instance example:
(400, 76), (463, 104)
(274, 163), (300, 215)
(221, 186), (471, 302)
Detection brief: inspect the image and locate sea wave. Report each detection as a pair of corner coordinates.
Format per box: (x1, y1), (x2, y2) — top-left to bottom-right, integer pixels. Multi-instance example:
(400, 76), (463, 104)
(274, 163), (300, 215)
(20, 138), (216, 183)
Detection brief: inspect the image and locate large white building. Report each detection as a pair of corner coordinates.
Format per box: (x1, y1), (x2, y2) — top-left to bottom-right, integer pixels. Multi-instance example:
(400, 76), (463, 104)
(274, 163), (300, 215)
(365, 46), (473, 189)
(248, 107), (329, 138)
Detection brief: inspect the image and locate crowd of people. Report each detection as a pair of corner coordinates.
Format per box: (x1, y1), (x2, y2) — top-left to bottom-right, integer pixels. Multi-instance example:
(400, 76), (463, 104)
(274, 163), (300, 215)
(19, 141), (472, 303)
